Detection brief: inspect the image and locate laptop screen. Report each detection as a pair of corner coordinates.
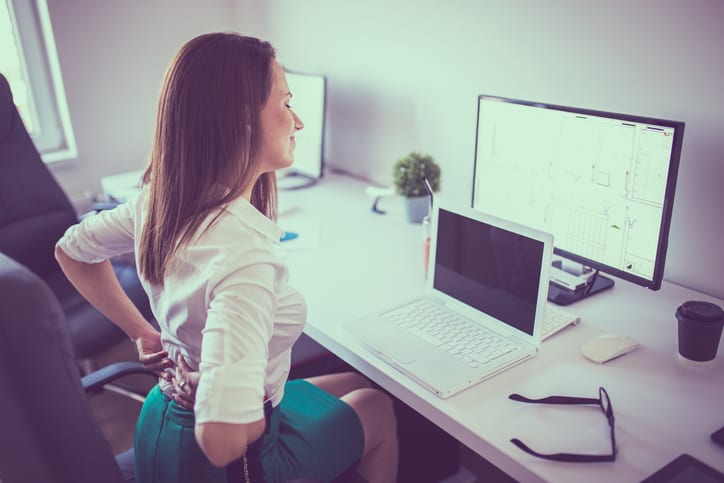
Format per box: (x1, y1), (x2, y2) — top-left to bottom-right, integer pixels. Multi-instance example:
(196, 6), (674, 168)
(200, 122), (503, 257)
(433, 208), (545, 336)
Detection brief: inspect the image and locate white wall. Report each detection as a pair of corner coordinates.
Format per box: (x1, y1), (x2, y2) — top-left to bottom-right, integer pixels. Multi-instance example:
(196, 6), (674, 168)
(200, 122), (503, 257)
(239, 0), (724, 299)
(47, 0), (724, 299)
(46, 0), (244, 197)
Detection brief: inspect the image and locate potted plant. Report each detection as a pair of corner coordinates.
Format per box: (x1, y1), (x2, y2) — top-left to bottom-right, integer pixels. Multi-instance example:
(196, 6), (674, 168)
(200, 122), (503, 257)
(392, 151), (441, 223)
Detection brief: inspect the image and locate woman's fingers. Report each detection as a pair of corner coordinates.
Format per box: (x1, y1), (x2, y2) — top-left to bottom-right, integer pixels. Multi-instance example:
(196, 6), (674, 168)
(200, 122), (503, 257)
(176, 354), (192, 377)
(138, 349), (173, 380)
(158, 371), (173, 382)
(171, 355), (199, 408)
(139, 350), (169, 364)
(172, 394), (193, 410)
(170, 365), (194, 410)
(177, 355), (199, 390)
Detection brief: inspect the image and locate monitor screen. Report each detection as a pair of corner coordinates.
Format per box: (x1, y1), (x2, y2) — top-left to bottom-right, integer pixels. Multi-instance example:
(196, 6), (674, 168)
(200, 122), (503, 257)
(279, 69), (326, 189)
(471, 95), (684, 304)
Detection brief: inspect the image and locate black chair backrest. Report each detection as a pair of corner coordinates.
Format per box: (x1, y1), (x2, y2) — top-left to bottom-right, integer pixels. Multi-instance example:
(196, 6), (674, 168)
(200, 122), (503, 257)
(0, 253), (125, 483)
(0, 73), (78, 278)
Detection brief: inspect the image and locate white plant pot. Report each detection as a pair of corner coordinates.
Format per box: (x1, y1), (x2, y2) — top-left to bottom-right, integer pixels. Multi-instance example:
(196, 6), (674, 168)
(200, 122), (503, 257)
(404, 195), (431, 224)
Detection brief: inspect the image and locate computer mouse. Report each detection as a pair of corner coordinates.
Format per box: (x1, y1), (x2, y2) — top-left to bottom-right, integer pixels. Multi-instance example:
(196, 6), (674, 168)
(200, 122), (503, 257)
(581, 334), (640, 364)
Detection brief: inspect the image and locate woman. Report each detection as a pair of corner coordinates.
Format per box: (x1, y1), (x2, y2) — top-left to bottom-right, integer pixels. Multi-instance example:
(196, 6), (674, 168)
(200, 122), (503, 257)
(55, 32), (398, 483)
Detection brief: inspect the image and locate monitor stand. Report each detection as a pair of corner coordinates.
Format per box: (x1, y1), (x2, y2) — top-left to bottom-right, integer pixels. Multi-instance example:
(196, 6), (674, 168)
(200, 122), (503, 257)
(547, 261), (615, 306)
(277, 172), (319, 190)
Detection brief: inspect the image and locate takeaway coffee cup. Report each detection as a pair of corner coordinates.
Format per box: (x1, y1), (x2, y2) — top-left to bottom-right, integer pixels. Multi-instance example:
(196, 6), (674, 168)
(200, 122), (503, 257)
(675, 300), (724, 366)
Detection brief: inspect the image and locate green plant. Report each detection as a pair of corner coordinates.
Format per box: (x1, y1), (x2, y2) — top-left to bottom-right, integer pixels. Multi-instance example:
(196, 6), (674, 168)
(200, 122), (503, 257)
(392, 151), (441, 197)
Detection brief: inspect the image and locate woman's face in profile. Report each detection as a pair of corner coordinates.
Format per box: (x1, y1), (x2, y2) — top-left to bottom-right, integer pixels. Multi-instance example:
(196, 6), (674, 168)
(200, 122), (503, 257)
(258, 60), (304, 174)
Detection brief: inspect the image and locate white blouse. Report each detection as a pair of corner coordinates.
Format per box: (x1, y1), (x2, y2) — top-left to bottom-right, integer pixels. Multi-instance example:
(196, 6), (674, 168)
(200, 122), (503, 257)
(57, 187), (307, 424)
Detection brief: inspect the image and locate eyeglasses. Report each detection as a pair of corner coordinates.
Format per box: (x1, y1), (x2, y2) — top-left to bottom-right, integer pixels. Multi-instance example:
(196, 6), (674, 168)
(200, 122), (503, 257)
(509, 386), (617, 462)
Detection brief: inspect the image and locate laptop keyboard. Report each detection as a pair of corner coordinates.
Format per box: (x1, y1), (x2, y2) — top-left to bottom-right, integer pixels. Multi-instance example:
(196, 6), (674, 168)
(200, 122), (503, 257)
(542, 303), (580, 340)
(382, 300), (581, 366)
(383, 300), (519, 368)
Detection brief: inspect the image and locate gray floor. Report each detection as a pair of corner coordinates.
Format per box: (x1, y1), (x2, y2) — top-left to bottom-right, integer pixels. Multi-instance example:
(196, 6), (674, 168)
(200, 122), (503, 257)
(88, 340), (513, 483)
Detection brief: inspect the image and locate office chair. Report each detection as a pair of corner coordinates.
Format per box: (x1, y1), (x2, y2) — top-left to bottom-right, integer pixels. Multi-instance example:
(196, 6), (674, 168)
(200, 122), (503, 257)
(0, 252), (351, 483)
(0, 72), (153, 363)
(0, 252), (154, 482)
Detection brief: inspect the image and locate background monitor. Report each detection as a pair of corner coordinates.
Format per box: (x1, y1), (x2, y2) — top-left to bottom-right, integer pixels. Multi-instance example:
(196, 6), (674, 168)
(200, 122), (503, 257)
(278, 69), (326, 189)
(471, 95), (684, 305)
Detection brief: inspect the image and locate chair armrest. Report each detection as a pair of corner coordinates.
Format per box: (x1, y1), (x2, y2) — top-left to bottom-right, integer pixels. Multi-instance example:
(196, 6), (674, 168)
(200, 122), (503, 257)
(91, 201), (121, 211)
(77, 201), (121, 221)
(81, 361), (157, 393)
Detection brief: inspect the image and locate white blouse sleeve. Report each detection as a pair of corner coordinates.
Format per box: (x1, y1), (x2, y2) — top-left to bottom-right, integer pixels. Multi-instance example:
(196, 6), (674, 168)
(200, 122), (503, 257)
(194, 257), (277, 424)
(56, 197), (137, 263)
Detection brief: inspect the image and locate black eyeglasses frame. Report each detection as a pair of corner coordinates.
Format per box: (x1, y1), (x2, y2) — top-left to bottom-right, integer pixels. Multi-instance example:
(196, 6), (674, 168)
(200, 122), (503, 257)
(508, 386), (617, 463)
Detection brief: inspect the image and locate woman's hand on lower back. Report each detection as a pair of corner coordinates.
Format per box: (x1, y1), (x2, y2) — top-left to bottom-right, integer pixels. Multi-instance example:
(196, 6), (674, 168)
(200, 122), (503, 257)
(134, 329), (173, 381)
(171, 354), (200, 410)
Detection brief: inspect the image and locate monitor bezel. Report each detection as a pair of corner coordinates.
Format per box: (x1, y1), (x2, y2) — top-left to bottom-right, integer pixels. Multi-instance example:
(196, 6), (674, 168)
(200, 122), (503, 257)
(470, 94), (685, 291)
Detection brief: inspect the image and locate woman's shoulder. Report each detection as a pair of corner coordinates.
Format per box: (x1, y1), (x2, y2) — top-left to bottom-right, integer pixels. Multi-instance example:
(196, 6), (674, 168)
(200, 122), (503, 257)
(190, 210), (280, 267)
(189, 217), (283, 289)
(204, 211), (271, 245)
(204, 197), (282, 248)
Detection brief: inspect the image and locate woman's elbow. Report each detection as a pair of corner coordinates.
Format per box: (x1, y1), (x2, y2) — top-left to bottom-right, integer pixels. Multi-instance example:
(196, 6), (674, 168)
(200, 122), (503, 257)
(54, 244), (71, 273)
(194, 420), (265, 467)
(54, 243), (66, 263)
(199, 444), (240, 468)
(54, 243), (75, 269)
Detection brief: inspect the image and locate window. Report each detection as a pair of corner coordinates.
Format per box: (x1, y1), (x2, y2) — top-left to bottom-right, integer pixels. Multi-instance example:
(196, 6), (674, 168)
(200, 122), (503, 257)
(1, 0), (76, 162)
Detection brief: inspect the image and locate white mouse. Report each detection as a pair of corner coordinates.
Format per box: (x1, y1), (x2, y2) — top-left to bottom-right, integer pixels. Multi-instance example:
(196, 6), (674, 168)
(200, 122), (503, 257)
(581, 334), (640, 364)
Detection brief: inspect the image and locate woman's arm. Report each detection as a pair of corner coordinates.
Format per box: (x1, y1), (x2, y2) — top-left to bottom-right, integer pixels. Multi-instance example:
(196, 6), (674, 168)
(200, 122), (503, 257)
(191, 257), (278, 467)
(55, 244), (153, 339)
(171, 355), (265, 466)
(54, 245), (171, 373)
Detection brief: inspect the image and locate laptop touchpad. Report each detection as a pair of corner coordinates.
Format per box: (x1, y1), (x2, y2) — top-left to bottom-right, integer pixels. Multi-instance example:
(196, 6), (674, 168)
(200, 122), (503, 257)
(376, 336), (418, 364)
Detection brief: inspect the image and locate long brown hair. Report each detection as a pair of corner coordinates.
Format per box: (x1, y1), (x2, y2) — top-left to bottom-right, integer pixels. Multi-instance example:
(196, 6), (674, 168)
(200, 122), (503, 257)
(139, 33), (277, 285)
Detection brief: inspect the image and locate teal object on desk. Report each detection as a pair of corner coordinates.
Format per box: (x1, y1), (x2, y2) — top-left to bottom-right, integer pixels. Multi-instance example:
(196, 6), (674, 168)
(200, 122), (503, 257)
(281, 231), (298, 242)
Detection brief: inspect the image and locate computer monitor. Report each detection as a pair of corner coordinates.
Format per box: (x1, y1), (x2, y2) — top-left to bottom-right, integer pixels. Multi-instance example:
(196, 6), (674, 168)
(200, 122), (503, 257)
(278, 69), (326, 190)
(471, 95), (684, 305)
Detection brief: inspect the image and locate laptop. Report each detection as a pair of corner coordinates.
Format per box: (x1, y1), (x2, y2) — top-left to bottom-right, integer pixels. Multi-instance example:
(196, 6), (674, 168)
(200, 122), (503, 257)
(345, 199), (553, 398)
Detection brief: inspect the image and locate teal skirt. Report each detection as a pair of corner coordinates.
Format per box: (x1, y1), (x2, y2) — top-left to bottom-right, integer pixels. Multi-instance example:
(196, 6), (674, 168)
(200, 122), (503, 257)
(134, 379), (364, 483)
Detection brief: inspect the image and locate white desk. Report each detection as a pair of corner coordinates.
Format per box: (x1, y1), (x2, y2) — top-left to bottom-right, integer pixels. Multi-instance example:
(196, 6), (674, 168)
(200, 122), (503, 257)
(279, 172), (724, 483)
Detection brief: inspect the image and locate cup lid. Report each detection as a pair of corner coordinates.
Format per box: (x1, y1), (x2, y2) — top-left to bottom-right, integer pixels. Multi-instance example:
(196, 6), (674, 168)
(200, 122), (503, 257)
(676, 300), (724, 322)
